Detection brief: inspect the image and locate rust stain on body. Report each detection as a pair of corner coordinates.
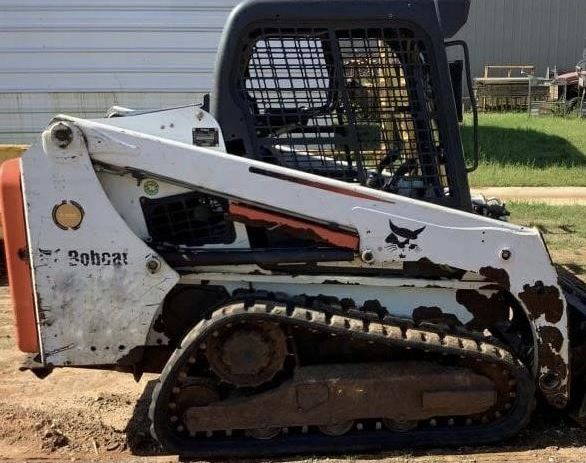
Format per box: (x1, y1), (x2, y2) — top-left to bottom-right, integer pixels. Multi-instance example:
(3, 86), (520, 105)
(479, 267), (510, 289)
(537, 326), (564, 352)
(516, 281), (568, 407)
(455, 290), (509, 331)
(412, 306), (462, 328)
(519, 282), (564, 324)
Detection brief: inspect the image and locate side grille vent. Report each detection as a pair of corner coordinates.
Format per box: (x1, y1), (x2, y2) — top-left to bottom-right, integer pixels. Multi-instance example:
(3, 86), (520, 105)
(141, 192), (236, 247)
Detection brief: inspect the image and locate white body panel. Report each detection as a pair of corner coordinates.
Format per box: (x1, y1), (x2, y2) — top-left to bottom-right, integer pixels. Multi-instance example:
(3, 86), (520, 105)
(21, 126), (180, 365)
(19, 108), (570, 406)
(180, 273), (500, 326)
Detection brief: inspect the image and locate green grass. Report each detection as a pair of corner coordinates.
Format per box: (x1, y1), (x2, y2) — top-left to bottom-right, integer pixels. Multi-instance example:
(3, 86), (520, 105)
(509, 202), (586, 275)
(462, 113), (586, 187)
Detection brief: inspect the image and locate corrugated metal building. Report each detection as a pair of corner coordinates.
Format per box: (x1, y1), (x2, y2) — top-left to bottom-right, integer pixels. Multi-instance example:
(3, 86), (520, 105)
(0, 0), (237, 143)
(456, 0), (586, 81)
(1, 0), (586, 143)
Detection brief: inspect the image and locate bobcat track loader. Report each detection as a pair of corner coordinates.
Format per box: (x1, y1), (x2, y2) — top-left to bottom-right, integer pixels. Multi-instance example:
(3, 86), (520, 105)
(3, 0), (586, 457)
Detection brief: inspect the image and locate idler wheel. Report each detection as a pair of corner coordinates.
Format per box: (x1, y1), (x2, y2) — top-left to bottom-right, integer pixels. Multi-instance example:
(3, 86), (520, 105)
(170, 377), (220, 434)
(175, 378), (220, 411)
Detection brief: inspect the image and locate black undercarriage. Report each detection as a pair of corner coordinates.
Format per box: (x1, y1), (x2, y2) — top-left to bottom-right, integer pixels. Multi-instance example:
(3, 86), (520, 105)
(148, 298), (534, 458)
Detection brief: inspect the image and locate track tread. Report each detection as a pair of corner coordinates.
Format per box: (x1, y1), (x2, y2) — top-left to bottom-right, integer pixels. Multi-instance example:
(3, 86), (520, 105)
(149, 299), (535, 458)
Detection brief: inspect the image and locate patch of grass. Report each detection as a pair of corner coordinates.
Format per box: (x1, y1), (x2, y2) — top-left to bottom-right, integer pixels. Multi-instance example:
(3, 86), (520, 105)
(469, 164), (586, 188)
(509, 202), (586, 276)
(462, 114), (586, 187)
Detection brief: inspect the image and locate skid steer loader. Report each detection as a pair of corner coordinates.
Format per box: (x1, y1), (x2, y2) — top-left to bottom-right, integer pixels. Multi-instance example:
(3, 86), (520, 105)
(3, 0), (586, 457)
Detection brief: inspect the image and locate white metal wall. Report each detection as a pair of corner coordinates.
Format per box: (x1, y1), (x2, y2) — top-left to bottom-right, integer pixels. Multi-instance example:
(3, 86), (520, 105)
(1, 0), (586, 143)
(0, 0), (239, 143)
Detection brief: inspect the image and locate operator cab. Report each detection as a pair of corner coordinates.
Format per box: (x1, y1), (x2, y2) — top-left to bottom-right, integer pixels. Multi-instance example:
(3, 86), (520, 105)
(213, 0), (475, 211)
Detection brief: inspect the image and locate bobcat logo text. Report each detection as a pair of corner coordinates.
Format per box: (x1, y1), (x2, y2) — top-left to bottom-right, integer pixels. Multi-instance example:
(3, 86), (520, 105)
(68, 250), (129, 267)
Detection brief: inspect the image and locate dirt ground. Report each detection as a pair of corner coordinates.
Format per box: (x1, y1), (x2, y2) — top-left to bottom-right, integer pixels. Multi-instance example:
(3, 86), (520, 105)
(3, 285), (586, 462)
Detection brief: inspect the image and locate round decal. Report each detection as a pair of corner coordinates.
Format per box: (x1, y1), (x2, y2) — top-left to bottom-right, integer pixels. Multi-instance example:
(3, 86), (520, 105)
(143, 179), (160, 196)
(52, 201), (84, 230)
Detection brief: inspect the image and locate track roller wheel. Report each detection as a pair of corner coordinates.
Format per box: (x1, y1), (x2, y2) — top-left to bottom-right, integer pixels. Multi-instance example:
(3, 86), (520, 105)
(319, 421), (355, 436)
(383, 418), (418, 433)
(246, 427), (281, 440)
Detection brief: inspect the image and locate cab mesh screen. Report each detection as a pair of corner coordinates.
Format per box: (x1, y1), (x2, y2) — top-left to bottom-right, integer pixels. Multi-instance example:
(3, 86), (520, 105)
(240, 27), (450, 199)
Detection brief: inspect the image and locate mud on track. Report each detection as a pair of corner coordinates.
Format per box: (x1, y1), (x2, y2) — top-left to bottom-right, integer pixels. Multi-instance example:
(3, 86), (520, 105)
(2, 284), (586, 462)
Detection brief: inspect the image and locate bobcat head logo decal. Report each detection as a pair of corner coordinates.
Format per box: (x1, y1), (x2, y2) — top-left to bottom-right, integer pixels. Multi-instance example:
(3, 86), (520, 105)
(385, 220), (426, 254)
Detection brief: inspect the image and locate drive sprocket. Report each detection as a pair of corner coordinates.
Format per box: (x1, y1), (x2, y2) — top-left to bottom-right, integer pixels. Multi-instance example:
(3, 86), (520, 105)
(205, 321), (288, 387)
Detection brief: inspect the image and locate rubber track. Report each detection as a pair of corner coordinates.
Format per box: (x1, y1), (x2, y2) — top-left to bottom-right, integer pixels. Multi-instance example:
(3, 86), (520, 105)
(149, 301), (535, 458)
